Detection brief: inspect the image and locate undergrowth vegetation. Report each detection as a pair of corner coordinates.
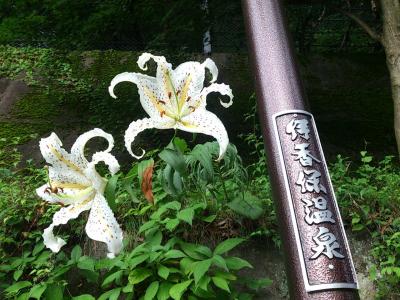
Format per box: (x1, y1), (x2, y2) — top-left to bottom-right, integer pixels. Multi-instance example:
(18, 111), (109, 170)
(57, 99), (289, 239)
(1, 128), (400, 298)
(0, 135), (276, 299)
(0, 46), (399, 299)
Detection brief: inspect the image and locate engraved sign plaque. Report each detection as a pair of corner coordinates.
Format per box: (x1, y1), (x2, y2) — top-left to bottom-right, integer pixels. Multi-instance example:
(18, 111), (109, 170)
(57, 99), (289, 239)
(273, 110), (358, 292)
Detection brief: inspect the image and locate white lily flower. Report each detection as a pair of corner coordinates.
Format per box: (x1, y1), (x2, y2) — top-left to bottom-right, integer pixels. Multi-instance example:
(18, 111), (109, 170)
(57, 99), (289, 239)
(36, 128), (123, 258)
(108, 53), (233, 160)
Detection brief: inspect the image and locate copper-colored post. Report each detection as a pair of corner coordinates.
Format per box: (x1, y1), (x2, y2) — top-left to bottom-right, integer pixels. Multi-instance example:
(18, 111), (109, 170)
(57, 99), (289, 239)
(242, 0), (359, 299)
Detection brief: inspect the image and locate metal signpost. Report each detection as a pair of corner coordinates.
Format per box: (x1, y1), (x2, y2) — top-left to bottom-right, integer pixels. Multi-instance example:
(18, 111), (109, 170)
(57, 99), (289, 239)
(242, 0), (359, 299)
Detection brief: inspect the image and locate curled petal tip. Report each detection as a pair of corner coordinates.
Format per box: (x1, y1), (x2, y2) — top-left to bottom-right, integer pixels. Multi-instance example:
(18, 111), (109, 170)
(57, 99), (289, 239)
(107, 253), (116, 259)
(131, 148), (146, 160)
(108, 85), (117, 99)
(203, 58), (218, 83)
(219, 98), (233, 108)
(137, 53), (152, 70)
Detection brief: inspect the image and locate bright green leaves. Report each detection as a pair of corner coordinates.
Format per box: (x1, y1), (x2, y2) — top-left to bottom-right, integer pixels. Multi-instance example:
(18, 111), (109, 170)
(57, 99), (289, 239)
(157, 265), (170, 280)
(225, 257), (253, 270)
(177, 207), (195, 225)
(144, 281), (159, 300)
(192, 259), (212, 285)
(169, 280), (193, 300)
(214, 238), (245, 256)
(212, 276), (230, 292)
(128, 268), (152, 285)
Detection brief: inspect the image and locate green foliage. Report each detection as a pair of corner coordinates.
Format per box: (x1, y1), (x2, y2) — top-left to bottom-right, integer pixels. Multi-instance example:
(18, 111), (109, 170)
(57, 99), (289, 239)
(0, 1), (205, 51)
(330, 152), (400, 298)
(0, 135), (273, 299)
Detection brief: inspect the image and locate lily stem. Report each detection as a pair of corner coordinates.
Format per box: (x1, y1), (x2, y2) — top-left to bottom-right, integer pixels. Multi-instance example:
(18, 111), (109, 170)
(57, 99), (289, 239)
(218, 164), (228, 203)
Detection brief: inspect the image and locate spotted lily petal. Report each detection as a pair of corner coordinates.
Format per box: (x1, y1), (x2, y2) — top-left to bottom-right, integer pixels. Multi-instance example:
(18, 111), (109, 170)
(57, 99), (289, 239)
(37, 129), (123, 257)
(125, 117), (175, 159)
(178, 110), (229, 161)
(109, 72), (164, 119)
(85, 194), (123, 258)
(43, 192), (94, 252)
(109, 53), (233, 160)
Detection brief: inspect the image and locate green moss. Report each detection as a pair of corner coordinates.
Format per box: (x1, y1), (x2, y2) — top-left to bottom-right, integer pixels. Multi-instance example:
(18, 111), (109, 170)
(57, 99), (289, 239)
(11, 92), (58, 120)
(0, 122), (52, 166)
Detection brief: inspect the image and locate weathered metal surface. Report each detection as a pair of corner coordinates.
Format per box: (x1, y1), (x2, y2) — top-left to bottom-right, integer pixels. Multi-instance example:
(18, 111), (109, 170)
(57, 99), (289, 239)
(241, 0), (359, 298)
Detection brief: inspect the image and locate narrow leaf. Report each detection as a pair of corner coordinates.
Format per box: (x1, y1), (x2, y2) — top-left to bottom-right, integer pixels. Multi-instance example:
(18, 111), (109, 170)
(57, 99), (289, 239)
(193, 259), (212, 286)
(212, 276), (230, 292)
(214, 238), (245, 256)
(145, 281), (160, 300)
(169, 280), (193, 300)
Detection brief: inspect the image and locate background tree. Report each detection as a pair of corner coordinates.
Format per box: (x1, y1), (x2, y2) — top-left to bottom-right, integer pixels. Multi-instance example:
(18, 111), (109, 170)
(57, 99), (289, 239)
(340, 1), (400, 155)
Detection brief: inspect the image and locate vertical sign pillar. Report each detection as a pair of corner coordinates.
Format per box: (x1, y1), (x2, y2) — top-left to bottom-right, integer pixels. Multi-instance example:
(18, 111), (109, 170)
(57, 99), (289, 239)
(242, 0), (359, 299)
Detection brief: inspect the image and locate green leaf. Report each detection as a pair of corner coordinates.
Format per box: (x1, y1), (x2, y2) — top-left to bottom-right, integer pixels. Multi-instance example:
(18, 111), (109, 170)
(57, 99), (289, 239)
(158, 264), (170, 280)
(193, 259), (212, 285)
(157, 282), (173, 300)
(225, 257), (253, 270)
(214, 271), (237, 281)
(128, 268), (152, 285)
(201, 215), (216, 223)
(227, 193), (264, 220)
(163, 165), (178, 195)
(122, 284), (134, 293)
(352, 223), (365, 231)
(16, 292), (29, 300)
(71, 245), (82, 262)
(77, 256), (95, 271)
(197, 275), (211, 291)
(146, 229), (162, 246)
(177, 207), (195, 226)
(188, 144), (214, 181)
(5, 281), (32, 294)
(129, 253), (149, 268)
(72, 295), (96, 300)
(159, 148), (187, 176)
(180, 242), (207, 260)
(102, 270), (123, 287)
(163, 249), (187, 260)
(139, 220), (158, 234)
(43, 283), (63, 300)
(172, 170), (183, 193)
(165, 218), (180, 231)
(98, 288), (121, 300)
(169, 280), (193, 300)
(32, 243), (45, 256)
(13, 269), (23, 281)
(29, 283), (47, 299)
(212, 255), (228, 271)
(172, 137), (188, 153)
(212, 276), (230, 292)
(105, 174), (120, 210)
(214, 238), (245, 255)
(145, 281), (159, 300)
(163, 201), (182, 211)
(195, 245), (212, 258)
(180, 257), (195, 274)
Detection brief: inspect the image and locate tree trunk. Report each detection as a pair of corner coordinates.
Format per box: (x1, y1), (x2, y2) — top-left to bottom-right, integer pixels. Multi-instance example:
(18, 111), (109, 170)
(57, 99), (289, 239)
(380, 0), (400, 155)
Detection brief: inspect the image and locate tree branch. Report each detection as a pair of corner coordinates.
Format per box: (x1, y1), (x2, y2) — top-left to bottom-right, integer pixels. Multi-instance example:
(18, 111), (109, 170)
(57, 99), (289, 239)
(339, 9), (382, 43)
